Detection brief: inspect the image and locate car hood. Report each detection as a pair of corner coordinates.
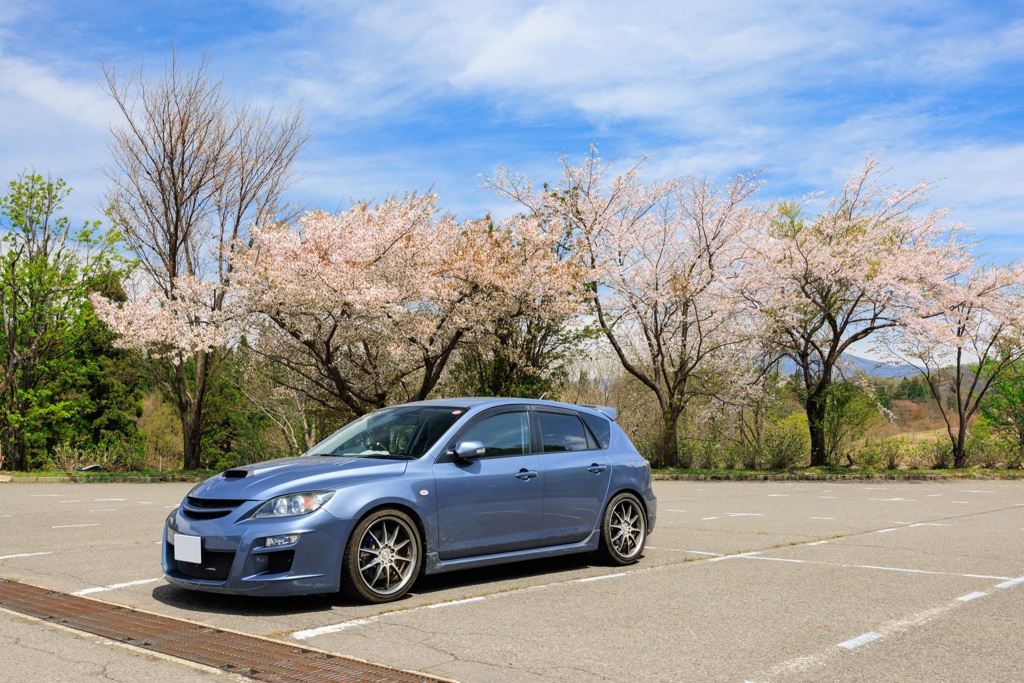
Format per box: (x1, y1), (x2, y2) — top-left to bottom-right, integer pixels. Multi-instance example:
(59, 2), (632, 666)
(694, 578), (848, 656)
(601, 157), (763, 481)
(188, 456), (409, 501)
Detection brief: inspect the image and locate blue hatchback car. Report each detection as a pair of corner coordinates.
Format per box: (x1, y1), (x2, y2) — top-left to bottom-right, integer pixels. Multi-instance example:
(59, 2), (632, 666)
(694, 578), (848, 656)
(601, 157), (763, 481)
(163, 398), (656, 603)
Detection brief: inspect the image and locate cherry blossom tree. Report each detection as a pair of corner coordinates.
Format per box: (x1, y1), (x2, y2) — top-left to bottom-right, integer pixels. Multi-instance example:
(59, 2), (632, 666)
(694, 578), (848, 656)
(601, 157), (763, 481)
(485, 148), (764, 468)
(880, 264), (1024, 468)
(92, 52), (308, 468)
(743, 155), (968, 467)
(232, 194), (582, 416)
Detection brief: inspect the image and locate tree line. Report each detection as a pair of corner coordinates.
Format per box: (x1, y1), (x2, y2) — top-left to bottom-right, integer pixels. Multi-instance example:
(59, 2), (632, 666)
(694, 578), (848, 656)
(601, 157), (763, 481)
(2, 53), (1022, 472)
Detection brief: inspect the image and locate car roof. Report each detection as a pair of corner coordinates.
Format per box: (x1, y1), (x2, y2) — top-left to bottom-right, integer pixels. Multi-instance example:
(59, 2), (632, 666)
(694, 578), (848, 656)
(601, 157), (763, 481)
(396, 397), (616, 421)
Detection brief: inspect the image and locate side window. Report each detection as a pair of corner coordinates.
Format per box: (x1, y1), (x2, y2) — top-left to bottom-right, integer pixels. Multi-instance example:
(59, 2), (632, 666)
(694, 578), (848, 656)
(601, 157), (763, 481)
(537, 412), (590, 453)
(458, 411), (529, 457)
(580, 413), (611, 449)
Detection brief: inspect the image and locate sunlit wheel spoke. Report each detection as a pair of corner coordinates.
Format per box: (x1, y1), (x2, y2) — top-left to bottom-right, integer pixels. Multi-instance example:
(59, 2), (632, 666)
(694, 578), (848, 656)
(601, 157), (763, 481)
(602, 496), (645, 564)
(353, 513), (420, 598)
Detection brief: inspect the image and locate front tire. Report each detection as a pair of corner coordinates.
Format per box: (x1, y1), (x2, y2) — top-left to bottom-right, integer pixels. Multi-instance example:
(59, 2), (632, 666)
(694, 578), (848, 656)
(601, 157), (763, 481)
(342, 509), (422, 603)
(598, 492), (646, 565)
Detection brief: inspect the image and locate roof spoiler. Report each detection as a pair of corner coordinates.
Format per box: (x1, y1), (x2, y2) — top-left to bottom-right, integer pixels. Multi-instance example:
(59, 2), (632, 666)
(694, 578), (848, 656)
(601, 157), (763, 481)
(581, 405), (617, 421)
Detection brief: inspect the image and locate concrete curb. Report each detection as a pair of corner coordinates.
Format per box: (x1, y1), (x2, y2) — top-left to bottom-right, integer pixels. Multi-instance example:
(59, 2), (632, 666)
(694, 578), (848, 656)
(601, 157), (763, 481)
(652, 472), (1024, 481)
(1, 475), (206, 484)
(3, 472), (1022, 484)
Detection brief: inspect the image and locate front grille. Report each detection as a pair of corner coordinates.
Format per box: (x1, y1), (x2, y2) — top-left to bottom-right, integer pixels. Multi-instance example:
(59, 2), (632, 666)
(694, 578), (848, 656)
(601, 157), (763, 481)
(175, 550), (236, 581)
(181, 497), (247, 520)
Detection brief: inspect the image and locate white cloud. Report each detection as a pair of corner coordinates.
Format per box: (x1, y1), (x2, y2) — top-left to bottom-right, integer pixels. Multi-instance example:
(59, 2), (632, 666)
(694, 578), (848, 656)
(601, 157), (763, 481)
(0, 54), (116, 129)
(1, 0), (1020, 264)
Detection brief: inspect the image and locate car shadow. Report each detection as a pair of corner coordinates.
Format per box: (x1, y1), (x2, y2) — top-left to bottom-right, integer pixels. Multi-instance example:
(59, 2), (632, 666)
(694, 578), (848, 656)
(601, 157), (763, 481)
(151, 552), (642, 614)
(151, 583), (337, 616)
(408, 553), (598, 596)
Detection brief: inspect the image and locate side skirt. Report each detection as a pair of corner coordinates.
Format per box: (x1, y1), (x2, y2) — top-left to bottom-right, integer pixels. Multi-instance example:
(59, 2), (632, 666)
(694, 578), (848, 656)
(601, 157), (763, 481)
(423, 531), (600, 576)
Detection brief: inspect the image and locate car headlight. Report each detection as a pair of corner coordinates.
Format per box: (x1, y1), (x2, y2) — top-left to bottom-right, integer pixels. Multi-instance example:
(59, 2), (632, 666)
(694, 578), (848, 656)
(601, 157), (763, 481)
(251, 491), (335, 519)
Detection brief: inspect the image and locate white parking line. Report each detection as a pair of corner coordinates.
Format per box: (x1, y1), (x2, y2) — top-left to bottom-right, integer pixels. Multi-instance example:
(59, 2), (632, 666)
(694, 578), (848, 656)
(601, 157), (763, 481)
(293, 567), (645, 640)
(52, 524), (99, 529)
(665, 509), (687, 512)
(426, 596), (486, 607)
(806, 541), (828, 546)
(958, 592), (987, 602)
(88, 509), (117, 513)
(810, 516), (836, 520)
(0, 552), (52, 560)
(876, 528), (899, 533)
(726, 513), (764, 517)
(749, 557), (806, 564)
(751, 600), (969, 680)
(838, 632), (883, 649)
(871, 498), (914, 502)
(702, 516), (719, 520)
(859, 565), (942, 576)
(575, 573), (626, 583)
(94, 498), (125, 502)
(996, 576), (1024, 589)
(768, 494), (789, 497)
(709, 551), (762, 562)
(72, 578), (161, 596)
(57, 500), (81, 504)
(294, 619), (373, 638)
(964, 574), (1010, 580)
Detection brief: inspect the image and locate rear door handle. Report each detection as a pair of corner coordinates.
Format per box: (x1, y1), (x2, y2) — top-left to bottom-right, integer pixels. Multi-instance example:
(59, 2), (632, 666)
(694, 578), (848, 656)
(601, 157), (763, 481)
(515, 469), (539, 480)
(587, 464), (608, 474)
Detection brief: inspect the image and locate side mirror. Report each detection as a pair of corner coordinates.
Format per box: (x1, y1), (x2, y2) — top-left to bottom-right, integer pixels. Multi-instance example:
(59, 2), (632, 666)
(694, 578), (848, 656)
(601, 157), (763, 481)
(451, 440), (486, 460)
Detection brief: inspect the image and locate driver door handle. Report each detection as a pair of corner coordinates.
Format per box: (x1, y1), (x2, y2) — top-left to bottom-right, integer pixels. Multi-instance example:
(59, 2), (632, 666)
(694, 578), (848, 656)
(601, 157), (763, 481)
(587, 464), (608, 474)
(515, 469), (539, 480)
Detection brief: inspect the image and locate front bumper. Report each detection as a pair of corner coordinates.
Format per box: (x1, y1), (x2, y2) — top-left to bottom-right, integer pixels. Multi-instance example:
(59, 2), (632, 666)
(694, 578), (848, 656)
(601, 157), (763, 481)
(163, 504), (354, 597)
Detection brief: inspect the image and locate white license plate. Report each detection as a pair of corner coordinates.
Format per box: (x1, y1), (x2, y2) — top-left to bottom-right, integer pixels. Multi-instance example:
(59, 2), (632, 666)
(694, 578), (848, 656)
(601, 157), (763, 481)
(173, 533), (202, 564)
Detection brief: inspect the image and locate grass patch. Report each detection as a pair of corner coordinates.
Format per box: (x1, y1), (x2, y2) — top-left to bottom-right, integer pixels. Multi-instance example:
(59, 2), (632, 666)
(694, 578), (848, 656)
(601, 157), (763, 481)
(1, 468), (216, 481)
(651, 465), (1024, 480)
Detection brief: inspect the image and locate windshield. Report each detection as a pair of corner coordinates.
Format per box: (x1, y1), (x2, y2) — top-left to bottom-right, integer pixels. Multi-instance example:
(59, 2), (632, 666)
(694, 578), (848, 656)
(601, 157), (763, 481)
(304, 405), (467, 459)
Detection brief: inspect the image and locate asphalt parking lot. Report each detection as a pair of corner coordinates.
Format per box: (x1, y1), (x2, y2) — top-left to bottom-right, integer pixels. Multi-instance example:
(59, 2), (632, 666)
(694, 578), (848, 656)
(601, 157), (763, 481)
(1, 479), (1022, 682)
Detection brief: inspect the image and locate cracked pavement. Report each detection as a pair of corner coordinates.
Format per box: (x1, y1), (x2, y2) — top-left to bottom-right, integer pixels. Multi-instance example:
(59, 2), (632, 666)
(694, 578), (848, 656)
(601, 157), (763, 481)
(2, 480), (1023, 682)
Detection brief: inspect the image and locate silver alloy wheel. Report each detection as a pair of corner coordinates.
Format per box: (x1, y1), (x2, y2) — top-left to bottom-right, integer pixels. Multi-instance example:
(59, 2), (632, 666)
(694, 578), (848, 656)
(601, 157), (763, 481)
(356, 515), (418, 597)
(608, 496), (645, 560)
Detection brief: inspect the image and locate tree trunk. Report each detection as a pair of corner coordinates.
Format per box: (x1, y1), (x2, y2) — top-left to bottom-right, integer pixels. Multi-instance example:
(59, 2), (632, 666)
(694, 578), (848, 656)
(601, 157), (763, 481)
(180, 406), (203, 470)
(953, 420), (969, 469)
(172, 351), (211, 471)
(652, 410), (679, 469)
(806, 391), (828, 467)
(6, 429), (27, 471)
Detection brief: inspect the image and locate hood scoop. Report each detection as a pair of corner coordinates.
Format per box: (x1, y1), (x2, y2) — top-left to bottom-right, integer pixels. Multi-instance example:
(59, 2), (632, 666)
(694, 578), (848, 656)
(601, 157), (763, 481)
(222, 468), (252, 479)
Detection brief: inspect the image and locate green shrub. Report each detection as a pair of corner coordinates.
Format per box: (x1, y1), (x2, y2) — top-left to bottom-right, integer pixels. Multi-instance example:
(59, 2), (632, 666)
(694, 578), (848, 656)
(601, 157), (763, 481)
(929, 438), (954, 469)
(852, 437), (904, 470)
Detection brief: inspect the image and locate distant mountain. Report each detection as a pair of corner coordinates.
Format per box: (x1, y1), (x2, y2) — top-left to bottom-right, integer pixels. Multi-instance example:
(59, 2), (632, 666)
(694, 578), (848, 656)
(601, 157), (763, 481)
(779, 353), (917, 379)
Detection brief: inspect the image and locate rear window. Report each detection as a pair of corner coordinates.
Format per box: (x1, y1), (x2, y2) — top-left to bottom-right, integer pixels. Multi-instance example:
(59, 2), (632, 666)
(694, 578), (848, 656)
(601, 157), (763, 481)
(580, 412), (611, 449)
(537, 412), (590, 452)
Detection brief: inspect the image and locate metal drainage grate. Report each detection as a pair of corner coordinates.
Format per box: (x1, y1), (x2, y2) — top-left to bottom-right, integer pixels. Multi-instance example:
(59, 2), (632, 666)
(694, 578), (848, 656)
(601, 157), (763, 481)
(0, 578), (452, 683)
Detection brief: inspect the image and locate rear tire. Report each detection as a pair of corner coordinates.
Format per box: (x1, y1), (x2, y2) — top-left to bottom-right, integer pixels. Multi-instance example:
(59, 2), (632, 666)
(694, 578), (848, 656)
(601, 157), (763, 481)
(342, 509), (421, 603)
(597, 493), (646, 565)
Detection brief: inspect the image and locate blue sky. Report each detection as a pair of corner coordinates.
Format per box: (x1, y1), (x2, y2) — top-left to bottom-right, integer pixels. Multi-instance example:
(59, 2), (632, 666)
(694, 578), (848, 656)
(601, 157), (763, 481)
(1, 0), (1022, 262)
